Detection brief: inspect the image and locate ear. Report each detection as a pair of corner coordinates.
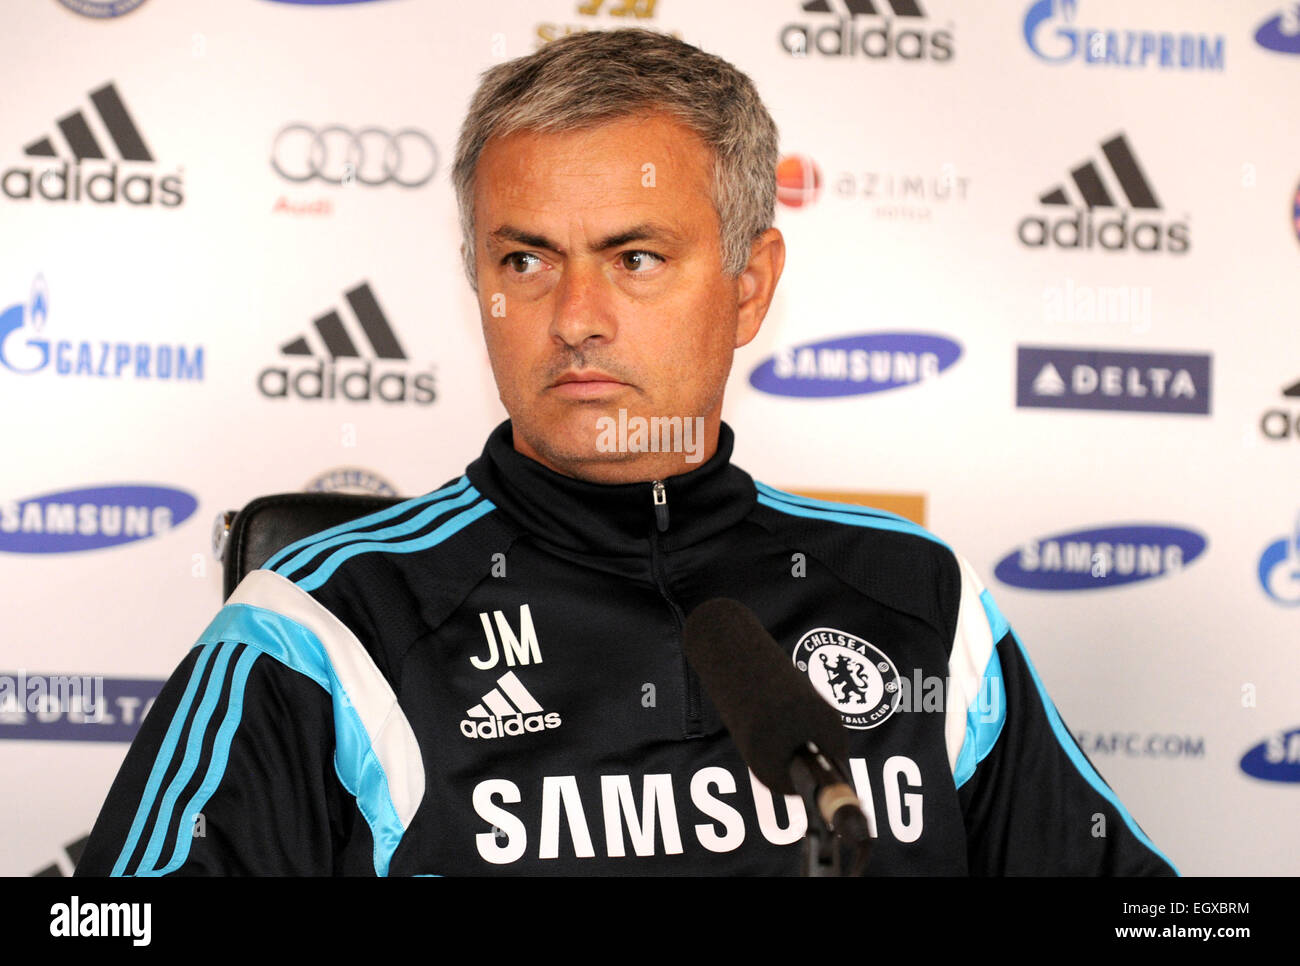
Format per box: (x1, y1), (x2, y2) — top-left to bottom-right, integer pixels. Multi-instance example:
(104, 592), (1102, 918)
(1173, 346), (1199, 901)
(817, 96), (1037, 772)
(734, 228), (785, 348)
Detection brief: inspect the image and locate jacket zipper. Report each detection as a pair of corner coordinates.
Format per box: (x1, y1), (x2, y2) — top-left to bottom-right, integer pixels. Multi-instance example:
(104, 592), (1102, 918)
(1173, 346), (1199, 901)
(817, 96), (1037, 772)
(649, 480), (702, 736)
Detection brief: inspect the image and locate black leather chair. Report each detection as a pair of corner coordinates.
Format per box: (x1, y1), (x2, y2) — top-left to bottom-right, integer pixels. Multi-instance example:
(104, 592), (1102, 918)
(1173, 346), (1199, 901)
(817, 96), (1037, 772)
(213, 493), (405, 600)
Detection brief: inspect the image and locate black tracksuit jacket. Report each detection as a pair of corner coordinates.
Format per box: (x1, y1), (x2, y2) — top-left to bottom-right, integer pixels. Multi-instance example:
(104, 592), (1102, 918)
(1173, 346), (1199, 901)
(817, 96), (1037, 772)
(76, 421), (1177, 876)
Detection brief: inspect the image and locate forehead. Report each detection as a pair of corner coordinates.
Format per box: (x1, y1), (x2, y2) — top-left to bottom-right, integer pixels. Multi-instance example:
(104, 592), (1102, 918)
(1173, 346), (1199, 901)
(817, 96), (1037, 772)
(473, 112), (717, 232)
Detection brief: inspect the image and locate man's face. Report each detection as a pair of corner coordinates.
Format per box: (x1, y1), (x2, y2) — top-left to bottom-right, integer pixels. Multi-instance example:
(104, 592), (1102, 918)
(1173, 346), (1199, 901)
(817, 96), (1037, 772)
(471, 111), (780, 483)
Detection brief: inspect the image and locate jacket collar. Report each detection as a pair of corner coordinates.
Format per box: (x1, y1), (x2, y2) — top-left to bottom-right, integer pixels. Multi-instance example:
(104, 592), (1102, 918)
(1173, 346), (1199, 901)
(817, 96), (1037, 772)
(465, 420), (756, 555)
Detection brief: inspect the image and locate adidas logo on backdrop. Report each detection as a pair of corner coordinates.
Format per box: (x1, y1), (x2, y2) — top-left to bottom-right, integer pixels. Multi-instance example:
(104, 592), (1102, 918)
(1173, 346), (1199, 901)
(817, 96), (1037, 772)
(3, 82), (183, 207)
(257, 281), (436, 404)
(1017, 133), (1188, 254)
(779, 0), (953, 61)
(460, 671), (561, 740)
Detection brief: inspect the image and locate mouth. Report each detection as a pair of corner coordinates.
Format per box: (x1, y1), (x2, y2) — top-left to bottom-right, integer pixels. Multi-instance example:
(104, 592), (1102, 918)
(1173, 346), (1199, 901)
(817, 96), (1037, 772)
(549, 370), (630, 399)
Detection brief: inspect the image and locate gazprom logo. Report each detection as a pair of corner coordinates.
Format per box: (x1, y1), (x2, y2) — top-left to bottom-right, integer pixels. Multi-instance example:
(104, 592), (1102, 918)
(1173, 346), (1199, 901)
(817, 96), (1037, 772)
(994, 524), (1206, 590)
(1239, 727), (1300, 783)
(0, 485), (197, 553)
(749, 332), (962, 398)
(1023, 0), (1225, 69)
(0, 276), (203, 381)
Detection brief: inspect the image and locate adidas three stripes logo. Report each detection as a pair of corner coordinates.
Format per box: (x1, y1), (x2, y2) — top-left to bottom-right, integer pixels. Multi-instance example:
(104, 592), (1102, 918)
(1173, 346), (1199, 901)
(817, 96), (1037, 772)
(1038, 133), (1161, 210)
(24, 82), (152, 163)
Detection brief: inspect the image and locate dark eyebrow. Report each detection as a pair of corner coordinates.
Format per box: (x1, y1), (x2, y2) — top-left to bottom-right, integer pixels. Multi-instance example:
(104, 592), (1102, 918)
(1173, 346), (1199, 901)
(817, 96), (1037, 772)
(487, 222), (685, 255)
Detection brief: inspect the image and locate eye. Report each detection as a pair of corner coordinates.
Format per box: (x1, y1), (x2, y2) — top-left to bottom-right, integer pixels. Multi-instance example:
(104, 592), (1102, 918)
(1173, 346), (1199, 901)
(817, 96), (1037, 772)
(502, 252), (545, 275)
(619, 250), (664, 273)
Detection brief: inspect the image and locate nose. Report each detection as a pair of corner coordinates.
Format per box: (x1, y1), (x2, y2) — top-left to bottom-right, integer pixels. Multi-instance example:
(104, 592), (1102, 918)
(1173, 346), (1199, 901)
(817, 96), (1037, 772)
(549, 259), (616, 351)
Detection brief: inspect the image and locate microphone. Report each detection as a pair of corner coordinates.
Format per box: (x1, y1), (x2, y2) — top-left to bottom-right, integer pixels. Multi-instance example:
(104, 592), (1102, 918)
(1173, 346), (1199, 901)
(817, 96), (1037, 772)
(682, 598), (873, 871)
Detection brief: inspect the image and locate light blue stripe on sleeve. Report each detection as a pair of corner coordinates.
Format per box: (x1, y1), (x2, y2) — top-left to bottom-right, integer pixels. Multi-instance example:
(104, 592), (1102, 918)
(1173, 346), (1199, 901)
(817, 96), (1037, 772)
(136, 641), (238, 875)
(756, 492), (950, 550)
(274, 484), (481, 580)
(111, 643), (217, 877)
(263, 476), (471, 572)
(154, 645), (262, 875)
(1006, 620), (1180, 876)
(195, 602), (408, 876)
(952, 647), (1005, 788)
(755, 481), (921, 526)
(979, 588), (1010, 642)
(296, 499), (495, 592)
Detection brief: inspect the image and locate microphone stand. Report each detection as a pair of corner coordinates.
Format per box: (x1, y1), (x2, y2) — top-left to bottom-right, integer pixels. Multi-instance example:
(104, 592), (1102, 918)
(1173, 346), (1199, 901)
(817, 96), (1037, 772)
(790, 741), (873, 877)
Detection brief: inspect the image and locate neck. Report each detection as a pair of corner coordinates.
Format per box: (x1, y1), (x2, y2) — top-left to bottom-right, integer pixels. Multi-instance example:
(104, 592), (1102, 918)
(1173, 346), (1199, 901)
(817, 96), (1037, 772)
(466, 419), (755, 556)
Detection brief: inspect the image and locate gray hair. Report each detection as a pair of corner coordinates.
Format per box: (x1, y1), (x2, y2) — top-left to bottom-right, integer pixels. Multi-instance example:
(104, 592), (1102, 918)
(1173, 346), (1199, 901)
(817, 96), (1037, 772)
(452, 28), (779, 292)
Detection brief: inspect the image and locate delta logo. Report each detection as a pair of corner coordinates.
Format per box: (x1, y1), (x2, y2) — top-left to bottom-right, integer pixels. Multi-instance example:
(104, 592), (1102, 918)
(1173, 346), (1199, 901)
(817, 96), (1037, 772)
(1240, 727), (1300, 783)
(0, 276), (203, 382)
(1255, 6), (1300, 56)
(0, 485), (197, 554)
(257, 281), (436, 405)
(780, 0), (953, 61)
(749, 332), (961, 398)
(1017, 132), (1188, 254)
(2, 82), (183, 207)
(1015, 346), (1210, 415)
(0, 672), (163, 742)
(1022, 0), (1225, 71)
(460, 671), (561, 740)
(994, 524), (1206, 590)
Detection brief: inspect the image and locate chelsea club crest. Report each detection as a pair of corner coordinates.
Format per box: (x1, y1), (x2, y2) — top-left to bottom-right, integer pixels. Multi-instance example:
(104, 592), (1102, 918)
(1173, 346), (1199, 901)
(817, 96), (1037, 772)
(793, 627), (900, 730)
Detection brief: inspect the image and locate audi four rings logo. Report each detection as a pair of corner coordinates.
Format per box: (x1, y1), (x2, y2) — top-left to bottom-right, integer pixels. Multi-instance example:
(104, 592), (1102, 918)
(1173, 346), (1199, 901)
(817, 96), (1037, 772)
(271, 125), (438, 187)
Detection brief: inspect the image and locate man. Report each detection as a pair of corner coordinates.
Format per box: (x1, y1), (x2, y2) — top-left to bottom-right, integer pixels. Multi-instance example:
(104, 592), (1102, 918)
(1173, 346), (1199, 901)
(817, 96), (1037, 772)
(77, 29), (1176, 876)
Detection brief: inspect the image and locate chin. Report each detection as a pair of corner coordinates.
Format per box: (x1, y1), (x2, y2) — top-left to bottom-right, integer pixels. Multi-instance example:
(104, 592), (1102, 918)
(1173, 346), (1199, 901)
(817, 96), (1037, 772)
(515, 412), (613, 464)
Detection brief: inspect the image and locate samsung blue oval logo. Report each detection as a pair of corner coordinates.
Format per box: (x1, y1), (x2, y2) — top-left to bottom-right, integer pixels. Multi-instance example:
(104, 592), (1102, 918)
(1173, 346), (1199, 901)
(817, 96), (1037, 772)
(994, 524), (1206, 590)
(1255, 13), (1300, 55)
(749, 332), (962, 398)
(0, 485), (197, 553)
(1240, 728), (1300, 783)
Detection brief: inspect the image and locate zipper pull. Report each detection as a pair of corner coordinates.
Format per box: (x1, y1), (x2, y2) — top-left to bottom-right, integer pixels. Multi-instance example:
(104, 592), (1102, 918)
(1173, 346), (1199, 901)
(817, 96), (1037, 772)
(651, 480), (669, 532)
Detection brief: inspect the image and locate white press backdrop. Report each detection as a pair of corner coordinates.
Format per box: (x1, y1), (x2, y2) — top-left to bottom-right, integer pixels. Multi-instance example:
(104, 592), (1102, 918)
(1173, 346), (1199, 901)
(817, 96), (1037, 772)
(1, 0), (1296, 876)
